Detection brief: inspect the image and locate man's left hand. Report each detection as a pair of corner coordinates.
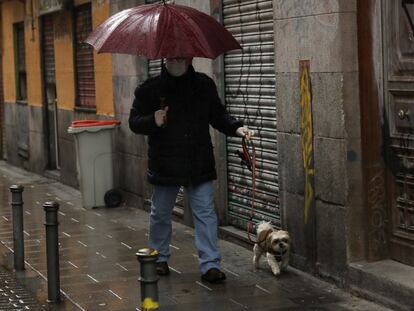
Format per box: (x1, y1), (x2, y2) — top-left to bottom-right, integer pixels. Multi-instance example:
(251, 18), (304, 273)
(236, 127), (254, 140)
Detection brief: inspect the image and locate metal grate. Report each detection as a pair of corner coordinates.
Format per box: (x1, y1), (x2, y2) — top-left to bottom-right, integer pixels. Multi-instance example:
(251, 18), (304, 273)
(223, 0), (280, 230)
(74, 3), (96, 108)
(148, 59), (162, 78)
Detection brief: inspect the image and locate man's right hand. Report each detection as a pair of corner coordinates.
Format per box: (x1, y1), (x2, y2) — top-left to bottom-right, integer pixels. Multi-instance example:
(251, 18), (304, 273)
(155, 106), (168, 127)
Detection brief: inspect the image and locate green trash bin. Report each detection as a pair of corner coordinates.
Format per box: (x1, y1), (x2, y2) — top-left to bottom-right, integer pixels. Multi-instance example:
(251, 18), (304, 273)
(68, 120), (121, 208)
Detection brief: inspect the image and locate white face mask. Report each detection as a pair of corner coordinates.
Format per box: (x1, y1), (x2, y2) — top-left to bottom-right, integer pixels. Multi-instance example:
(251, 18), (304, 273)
(165, 59), (189, 77)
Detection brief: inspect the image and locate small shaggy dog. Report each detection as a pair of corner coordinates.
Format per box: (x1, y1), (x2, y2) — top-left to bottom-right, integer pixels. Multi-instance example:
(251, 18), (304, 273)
(253, 221), (290, 276)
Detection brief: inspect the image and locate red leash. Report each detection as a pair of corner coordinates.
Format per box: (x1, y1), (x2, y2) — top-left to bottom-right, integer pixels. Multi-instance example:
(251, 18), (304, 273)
(239, 137), (257, 243)
(237, 137), (271, 246)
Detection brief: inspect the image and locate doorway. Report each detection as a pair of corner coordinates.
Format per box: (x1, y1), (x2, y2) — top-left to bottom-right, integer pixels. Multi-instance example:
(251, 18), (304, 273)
(383, 0), (414, 266)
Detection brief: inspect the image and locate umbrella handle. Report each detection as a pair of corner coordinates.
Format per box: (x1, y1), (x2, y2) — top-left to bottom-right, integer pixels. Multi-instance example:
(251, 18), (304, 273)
(160, 97), (168, 127)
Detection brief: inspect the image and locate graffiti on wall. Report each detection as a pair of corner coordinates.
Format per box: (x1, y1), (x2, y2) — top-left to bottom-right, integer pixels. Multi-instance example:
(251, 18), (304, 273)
(367, 169), (387, 256)
(299, 60), (314, 224)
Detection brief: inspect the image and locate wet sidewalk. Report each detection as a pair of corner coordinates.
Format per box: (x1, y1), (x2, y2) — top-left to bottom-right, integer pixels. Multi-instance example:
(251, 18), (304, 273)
(0, 161), (392, 311)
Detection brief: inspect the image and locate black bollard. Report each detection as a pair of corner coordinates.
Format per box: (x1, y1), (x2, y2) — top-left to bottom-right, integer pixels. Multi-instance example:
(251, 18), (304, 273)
(10, 185), (25, 271)
(137, 248), (160, 311)
(43, 201), (60, 303)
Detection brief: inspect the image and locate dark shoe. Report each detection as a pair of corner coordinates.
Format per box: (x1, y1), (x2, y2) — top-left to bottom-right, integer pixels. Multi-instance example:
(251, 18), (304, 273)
(201, 268), (226, 283)
(155, 262), (170, 275)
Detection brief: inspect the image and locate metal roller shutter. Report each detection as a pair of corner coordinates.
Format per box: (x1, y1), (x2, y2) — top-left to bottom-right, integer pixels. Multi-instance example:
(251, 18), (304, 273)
(148, 59), (162, 77)
(75, 3), (96, 108)
(222, 0), (280, 230)
(42, 15), (55, 85)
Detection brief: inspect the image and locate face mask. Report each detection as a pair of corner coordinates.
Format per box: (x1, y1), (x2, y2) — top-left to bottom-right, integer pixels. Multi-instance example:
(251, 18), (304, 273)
(165, 59), (189, 77)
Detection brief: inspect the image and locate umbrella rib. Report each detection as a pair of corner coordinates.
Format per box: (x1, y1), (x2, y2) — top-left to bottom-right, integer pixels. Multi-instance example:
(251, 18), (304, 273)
(169, 7), (211, 58)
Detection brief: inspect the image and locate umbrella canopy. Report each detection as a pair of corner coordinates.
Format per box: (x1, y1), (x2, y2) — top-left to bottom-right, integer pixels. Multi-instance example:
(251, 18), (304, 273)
(85, 2), (241, 59)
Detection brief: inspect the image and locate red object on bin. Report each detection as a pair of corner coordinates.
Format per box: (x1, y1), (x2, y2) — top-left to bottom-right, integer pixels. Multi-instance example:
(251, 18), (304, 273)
(71, 120), (121, 128)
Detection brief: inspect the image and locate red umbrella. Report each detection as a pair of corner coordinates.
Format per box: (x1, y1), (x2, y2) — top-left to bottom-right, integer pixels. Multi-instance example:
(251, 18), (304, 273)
(85, 2), (241, 59)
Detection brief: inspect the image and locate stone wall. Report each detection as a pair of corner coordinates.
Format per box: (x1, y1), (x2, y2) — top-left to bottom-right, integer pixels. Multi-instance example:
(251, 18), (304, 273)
(273, 0), (363, 277)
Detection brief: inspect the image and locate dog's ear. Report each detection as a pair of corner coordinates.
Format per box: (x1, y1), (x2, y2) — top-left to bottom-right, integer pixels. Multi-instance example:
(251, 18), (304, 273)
(257, 229), (267, 245)
(265, 230), (274, 247)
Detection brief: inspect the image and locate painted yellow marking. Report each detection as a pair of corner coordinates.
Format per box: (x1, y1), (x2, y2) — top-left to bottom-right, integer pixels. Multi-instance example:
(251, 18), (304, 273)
(142, 298), (159, 310)
(300, 60), (315, 224)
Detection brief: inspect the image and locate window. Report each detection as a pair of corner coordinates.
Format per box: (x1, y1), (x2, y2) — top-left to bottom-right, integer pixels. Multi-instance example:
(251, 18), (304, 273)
(14, 22), (27, 101)
(74, 3), (95, 109)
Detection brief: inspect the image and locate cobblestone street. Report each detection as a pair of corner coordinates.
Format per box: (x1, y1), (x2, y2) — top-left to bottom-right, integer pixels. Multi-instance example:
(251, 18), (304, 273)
(0, 162), (394, 311)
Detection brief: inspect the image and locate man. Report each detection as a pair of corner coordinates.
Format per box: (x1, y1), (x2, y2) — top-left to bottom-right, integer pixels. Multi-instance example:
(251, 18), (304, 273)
(129, 58), (252, 283)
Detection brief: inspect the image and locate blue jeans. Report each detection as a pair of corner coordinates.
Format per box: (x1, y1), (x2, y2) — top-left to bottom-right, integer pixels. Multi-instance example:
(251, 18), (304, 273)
(149, 181), (221, 273)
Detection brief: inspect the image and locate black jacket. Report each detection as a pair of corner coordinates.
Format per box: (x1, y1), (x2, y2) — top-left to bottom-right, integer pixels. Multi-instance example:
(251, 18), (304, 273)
(129, 65), (242, 186)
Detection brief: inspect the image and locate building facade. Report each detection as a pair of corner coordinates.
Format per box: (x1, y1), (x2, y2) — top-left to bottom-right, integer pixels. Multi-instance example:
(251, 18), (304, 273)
(1, 0), (114, 187)
(0, 0), (412, 309)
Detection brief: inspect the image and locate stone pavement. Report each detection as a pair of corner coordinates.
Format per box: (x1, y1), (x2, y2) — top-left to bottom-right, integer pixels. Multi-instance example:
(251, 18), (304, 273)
(0, 161), (394, 311)
(0, 265), (45, 310)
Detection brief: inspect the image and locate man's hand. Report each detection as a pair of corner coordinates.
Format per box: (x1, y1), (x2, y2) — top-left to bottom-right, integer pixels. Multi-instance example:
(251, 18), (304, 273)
(155, 106), (168, 127)
(236, 126), (254, 140)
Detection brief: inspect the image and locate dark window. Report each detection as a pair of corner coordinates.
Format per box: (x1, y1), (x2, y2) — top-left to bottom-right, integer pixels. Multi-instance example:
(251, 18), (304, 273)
(74, 3), (95, 108)
(14, 22), (27, 101)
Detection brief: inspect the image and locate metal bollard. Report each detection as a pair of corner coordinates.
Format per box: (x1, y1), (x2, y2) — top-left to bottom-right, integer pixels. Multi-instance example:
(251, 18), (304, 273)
(10, 185), (25, 271)
(137, 248), (160, 311)
(43, 201), (61, 303)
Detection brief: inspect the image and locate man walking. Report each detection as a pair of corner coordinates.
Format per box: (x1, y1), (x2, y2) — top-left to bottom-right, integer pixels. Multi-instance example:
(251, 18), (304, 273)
(129, 58), (252, 283)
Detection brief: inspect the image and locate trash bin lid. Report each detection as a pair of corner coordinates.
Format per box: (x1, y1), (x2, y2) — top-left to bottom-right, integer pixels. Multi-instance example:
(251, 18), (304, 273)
(68, 120), (121, 134)
(71, 120), (121, 127)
